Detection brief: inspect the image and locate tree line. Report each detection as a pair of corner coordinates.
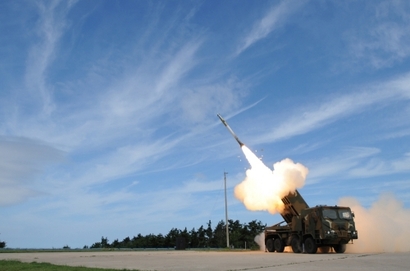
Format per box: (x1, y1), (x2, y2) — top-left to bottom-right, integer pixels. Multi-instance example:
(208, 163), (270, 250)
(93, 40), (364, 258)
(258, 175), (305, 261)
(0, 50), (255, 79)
(89, 219), (265, 250)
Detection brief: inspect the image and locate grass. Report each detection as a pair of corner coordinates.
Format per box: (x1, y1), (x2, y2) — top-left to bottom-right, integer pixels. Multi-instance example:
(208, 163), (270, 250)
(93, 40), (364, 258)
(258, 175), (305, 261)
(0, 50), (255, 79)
(0, 260), (141, 271)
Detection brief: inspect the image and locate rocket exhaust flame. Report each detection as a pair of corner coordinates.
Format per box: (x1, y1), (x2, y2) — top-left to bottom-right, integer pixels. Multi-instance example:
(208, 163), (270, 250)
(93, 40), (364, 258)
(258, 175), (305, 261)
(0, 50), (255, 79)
(235, 145), (308, 214)
(217, 114), (308, 214)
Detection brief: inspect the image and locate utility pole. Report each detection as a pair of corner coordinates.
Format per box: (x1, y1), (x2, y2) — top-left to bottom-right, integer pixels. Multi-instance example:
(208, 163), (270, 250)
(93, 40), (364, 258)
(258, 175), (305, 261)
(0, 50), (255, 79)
(224, 171), (230, 248)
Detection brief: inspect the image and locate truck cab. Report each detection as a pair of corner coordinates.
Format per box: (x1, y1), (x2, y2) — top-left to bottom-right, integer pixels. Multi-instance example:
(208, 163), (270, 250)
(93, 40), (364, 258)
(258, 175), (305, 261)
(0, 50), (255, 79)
(297, 205), (358, 253)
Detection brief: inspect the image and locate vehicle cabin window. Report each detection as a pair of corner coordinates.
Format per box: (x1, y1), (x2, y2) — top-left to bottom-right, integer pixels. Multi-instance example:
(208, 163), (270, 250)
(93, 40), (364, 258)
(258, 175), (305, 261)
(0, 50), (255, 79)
(338, 209), (352, 219)
(322, 209), (337, 219)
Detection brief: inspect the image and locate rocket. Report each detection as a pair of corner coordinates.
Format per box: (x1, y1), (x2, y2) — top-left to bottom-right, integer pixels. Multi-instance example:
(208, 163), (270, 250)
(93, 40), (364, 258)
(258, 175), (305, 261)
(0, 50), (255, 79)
(217, 114), (244, 147)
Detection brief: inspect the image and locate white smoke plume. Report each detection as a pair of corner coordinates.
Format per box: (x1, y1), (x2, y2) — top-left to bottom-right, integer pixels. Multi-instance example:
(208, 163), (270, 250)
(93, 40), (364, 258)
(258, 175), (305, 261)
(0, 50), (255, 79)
(254, 233), (265, 251)
(234, 145), (308, 214)
(339, 194), (410, 253)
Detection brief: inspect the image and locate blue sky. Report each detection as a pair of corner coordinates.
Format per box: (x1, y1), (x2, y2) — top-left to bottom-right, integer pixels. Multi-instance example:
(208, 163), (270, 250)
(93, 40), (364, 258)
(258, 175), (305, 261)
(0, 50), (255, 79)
(1, 0), (410, 248)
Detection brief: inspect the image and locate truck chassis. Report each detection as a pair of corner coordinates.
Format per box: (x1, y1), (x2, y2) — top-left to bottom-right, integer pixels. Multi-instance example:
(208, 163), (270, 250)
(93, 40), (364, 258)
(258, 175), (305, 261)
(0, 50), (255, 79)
(264, 191), (358, 254)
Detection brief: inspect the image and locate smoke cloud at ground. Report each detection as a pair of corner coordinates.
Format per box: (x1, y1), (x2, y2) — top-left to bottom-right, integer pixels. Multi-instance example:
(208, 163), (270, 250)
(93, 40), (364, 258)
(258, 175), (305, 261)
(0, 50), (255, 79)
(254, 233), (265, 251)
(234, 146), (308, 214)
(256, 193), (410, 253)
(339, 194), (410, 253)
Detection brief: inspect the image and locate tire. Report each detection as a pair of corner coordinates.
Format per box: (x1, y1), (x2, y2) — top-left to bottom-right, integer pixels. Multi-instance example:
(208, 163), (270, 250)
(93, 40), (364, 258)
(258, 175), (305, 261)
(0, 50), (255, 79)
(273, 238), (285, 253)
(291, 237), (302, 253)
(266, 238), (275, 252)
(304, 237), (317, 254)
(333, 244), (346, 253)
(318, 246), (330, 253)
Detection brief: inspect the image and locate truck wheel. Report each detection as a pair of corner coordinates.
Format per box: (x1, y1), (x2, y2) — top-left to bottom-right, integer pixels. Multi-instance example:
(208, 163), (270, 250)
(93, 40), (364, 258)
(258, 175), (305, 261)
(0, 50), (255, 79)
(304, 237), (317, 254)
(273, 238), (285, 252)
(291, 237), (301, 253)
(333, 244), (346, 253)
(266, 238), (275, 252)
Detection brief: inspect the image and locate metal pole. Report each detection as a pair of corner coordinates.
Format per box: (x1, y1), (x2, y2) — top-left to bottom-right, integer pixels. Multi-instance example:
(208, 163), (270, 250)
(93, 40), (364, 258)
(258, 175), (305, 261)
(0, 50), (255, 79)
(224, 172), (229, 248)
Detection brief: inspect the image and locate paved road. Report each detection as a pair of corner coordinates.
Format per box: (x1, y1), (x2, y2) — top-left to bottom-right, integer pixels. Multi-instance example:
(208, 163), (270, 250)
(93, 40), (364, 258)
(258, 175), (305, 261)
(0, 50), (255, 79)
(1, 251), (409, 271)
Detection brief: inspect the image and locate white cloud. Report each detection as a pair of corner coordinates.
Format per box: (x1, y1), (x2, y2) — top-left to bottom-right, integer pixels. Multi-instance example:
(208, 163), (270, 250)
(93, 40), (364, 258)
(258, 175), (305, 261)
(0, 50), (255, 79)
(307, 147), (380, 183)
(155, 40), (203, 94)
(0, 137), (64, 206)
(180, 79), (247, 123)
(0, 187), (38, 207)
(253, 72), (410, 144)
(236, 0), (306, 56)
(304, 146), (410, 184)
(72, 137), (185, 187)
(349, 152), (410, 178)
(346, 1), (410, 69)
(24, 1), (75, 115)
(0, 1), (250, 210)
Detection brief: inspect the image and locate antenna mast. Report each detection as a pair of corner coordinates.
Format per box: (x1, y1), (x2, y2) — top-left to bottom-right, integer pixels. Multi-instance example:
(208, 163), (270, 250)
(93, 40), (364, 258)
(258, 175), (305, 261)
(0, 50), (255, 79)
(224, 171), (230, 248)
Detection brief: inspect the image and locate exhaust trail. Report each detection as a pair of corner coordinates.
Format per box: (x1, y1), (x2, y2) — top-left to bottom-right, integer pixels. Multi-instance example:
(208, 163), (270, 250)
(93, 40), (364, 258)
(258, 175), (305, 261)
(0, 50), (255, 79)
(217, 114), (308, 214)
(235, 145), (308, 214)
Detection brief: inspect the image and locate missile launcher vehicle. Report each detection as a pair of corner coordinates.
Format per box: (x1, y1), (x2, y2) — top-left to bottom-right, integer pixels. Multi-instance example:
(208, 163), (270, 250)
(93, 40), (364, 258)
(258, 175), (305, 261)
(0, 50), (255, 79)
(264, 190), (358, 254)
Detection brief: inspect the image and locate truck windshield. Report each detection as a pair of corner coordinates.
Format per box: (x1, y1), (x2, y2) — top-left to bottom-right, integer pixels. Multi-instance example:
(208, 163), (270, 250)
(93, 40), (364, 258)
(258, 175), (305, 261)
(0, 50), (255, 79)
(322, 209), (338, 219)
(338, 209), (352, 219)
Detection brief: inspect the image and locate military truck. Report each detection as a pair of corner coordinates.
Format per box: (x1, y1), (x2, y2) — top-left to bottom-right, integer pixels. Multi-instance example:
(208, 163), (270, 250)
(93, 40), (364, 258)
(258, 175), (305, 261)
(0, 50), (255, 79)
(264, 190), (358, 254)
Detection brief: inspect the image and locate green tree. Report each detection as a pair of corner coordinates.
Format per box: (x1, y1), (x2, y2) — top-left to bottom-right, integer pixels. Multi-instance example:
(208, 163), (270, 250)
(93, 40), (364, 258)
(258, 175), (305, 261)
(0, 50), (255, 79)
(165, 228), (180, 248)
(101, 236), (109, 248)
(0, 234), (6, 249)
(180, 228), (190, 248)
(111, 239), (120, 248)
(248, 220), (265, 235)
(238, 220), (265, 249)
(145, 234), (157, 248)
(131, 234), (145, 248)
(90, 241), (101, 248)
(212, 220), (226, 248)
(121, 236), (131, 248)
(189, 227), (199, 248)
(154, 233), (165, 248)
(88, 219), (267, 249)
(197, 225), (206, 247)
(228, 219), (242, 248)
(205, 220), (213, 247)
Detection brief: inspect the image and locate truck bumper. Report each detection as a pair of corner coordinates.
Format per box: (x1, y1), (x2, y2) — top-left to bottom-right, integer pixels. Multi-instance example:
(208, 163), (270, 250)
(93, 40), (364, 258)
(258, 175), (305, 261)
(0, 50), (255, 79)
(322, 230), (358, 243)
